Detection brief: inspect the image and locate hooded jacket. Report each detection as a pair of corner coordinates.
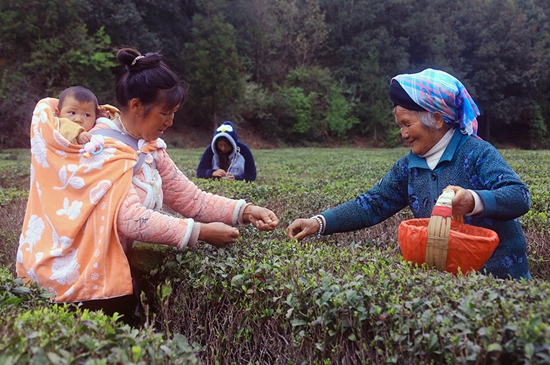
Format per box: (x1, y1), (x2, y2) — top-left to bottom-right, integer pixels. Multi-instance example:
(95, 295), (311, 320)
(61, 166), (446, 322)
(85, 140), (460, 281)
(197, 121), (257, 182)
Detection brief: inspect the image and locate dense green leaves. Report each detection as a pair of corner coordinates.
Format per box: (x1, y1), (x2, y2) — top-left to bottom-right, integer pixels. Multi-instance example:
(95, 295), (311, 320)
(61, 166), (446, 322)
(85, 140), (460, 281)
(0, 0), (116, 147)
(2, 146), (550, 363)
(1, 0), (550, 148)
(184, 12), (244, 130)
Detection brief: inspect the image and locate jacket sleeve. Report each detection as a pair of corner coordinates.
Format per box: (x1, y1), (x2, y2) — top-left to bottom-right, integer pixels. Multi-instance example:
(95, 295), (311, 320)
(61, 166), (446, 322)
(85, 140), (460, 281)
(234, 143), (257, 182)
(467, 142), (530, 220)
(322, 157), (409, 234)
(117, 182), (197, 250)
(58, 118), (85, 144)
(158, 148), (245, 225)
(196, 146), (215, 178)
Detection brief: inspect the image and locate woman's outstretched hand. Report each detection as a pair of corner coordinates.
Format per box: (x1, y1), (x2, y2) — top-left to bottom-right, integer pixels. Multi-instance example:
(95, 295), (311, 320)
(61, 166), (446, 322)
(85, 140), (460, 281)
(198, 222), (240, 248)
(286, 218), (319, 242)
(243, 205), (279, 231)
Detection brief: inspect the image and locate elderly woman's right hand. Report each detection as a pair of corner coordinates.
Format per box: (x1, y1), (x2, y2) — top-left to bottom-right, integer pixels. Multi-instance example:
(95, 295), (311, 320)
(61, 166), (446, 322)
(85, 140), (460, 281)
(286, 218), (319, 242)
(198, 222), (240, 248)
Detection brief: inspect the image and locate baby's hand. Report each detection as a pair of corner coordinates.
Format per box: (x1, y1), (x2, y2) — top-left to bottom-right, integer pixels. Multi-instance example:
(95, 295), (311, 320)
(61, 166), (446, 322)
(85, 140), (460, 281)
(97, 106), (110, 119)
(77, 131), (93, 144)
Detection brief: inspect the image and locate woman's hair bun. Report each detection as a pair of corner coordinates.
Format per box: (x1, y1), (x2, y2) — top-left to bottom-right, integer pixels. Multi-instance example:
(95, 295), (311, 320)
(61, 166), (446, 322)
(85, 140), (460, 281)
(116, 48), (161, 71)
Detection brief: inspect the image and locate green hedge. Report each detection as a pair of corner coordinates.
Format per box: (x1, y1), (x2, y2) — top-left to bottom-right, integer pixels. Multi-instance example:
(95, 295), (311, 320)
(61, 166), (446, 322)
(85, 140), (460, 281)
(0, 268), (198, 364)
(3, 147), (550, 364)
(146, 237), (550, 364)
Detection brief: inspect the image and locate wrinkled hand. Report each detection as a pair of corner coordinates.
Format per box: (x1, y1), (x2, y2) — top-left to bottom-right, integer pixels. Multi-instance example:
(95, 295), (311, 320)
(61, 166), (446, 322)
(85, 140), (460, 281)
(198, 222), (240, 248)
(212, 169), (227, 178)
(286, 218), (319, 242)
(445, 185), (475, 216)
(76, 131), (93, 144)
(243, 205), (279, 231)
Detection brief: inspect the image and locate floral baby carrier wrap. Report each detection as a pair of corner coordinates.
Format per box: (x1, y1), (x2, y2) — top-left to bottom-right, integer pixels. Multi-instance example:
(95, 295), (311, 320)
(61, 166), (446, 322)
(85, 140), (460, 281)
(17, 98), (143, 302)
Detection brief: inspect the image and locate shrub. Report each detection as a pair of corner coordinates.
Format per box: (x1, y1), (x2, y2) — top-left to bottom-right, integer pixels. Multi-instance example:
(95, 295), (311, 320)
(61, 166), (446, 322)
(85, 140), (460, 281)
(3, 147), (550, 364)
(0, 269), (199, 364)
(147, 237), (550, 364)
(0, 306), (199, 364)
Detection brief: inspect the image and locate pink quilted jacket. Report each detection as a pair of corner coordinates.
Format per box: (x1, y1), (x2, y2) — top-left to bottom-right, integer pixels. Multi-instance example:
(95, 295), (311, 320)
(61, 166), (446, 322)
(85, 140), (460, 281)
(94, 123), (247, 251)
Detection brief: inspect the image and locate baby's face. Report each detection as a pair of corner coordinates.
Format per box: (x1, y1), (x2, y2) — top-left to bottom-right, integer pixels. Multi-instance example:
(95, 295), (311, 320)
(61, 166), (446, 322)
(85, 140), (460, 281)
(58, 96), (96, 131)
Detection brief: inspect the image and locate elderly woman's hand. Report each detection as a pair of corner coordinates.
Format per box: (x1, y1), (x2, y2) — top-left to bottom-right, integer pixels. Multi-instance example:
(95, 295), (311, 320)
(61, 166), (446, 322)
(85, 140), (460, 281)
(243, 205), (279, 231)
(445, 185), (475, 216)
(286, 218), (319, 242)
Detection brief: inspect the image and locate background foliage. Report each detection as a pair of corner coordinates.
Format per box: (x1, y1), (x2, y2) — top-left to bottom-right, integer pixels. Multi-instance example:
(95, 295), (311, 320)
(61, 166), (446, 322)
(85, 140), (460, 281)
(1, 0), (550, 148)
(1, 147), (550, 363)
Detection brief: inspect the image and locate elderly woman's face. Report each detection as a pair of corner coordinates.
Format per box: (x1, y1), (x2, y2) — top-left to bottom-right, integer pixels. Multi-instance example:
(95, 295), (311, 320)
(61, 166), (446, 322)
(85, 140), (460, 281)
(394, 106), (443, 156)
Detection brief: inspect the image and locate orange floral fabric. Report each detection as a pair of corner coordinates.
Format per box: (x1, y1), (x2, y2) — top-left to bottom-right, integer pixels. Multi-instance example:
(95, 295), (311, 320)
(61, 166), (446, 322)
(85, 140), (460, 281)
(17, 98), (137, 302)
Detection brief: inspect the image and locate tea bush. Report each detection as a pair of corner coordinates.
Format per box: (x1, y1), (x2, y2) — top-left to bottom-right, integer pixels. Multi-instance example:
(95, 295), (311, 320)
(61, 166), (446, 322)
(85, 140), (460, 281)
(145, 235), (550, 364)
(0, 268), (199, 364)
(2, 147), (550, 364)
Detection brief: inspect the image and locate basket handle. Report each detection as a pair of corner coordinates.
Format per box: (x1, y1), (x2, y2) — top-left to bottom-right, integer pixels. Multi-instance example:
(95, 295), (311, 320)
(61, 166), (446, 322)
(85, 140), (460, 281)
(426, 189), (463, 270)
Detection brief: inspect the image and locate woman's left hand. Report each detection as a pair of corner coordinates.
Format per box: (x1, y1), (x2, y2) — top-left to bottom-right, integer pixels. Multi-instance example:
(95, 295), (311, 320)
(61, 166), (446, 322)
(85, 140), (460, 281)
(445, 185), (475, 216)
(243, 205), (279, 231)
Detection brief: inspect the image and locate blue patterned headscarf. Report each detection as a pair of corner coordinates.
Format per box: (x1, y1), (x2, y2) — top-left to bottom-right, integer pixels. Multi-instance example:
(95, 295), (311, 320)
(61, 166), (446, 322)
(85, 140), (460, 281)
(390, 68), (480, 137)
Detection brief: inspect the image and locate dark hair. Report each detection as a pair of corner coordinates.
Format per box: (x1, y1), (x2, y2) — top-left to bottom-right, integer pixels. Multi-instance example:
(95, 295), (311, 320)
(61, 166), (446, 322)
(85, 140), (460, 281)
(115, 47), (188, 115)
(215, 137), (232, 171)
(58, 86), (99, 113)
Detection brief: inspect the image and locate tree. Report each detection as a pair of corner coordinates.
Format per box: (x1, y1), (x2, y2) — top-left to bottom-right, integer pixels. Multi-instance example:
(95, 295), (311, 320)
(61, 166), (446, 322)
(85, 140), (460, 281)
(0, 0), (116, 148)
(326, 84), (359, 142)
(184, 12), (244, 130)
(229, 0), (328, 86)
(81, 0), (193, 77)
(271, 0), (327, 70)
(459, 0), (546, 142)
(278, 66), (358, 143)
(515, 0), (550, 148)
(320, 0), (411, 144)
(224, 0), (274, 84)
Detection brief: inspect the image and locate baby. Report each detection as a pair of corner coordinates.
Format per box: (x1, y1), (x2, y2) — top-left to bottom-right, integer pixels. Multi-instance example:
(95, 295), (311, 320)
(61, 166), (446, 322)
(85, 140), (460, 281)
(55, 86), (112, 144)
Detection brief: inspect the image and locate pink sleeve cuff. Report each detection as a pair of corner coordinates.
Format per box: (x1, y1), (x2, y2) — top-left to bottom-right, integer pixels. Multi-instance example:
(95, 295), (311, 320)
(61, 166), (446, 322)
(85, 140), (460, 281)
(177, 219), (201, 250)
(237, 201), (252, 226)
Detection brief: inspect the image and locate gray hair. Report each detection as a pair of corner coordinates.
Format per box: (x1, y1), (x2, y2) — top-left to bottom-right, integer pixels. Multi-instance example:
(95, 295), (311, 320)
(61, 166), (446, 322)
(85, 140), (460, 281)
(392, 107), (439, 132)
(414, 110), (439, 132)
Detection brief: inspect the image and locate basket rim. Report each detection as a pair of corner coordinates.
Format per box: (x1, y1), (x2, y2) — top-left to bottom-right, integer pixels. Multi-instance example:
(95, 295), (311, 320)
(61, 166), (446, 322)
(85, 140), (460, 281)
(399, 218), (498, 239)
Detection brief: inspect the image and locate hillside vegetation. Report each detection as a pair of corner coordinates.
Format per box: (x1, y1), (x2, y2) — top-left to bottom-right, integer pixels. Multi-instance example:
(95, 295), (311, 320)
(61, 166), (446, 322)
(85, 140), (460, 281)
(2, 0), (550, 148)
(1, 147), (550, 364)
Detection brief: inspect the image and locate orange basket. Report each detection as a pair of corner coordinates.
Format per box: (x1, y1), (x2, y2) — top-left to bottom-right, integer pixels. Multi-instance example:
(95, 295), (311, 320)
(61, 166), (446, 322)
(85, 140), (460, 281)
(397, 189), (499, 275)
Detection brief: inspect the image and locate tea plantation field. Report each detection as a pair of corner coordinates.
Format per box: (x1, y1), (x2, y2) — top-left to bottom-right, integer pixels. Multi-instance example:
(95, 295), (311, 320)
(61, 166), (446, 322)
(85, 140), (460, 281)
(1, 147), (550, 364)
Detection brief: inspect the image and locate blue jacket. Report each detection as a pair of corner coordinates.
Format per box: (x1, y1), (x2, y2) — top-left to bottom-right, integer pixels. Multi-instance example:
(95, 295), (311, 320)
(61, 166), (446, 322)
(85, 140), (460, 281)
(321, 131), (531, 280)
(197, 121), (257, 182)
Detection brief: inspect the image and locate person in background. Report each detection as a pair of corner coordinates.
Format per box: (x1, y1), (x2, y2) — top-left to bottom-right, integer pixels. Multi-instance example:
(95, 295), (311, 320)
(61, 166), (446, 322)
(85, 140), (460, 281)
(197, 121), (257, 182)
(286, 68), (531, 281)
(18, 47), (278, 324)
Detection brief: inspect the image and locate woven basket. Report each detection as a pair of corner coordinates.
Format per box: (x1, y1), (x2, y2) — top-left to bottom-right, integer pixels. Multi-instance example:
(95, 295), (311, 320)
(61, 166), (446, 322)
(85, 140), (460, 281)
(398, 189), (499, 275)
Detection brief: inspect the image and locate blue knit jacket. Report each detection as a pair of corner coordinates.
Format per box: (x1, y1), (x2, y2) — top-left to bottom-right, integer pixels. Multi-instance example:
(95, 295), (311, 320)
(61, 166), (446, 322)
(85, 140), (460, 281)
(321, 131), (531, 280)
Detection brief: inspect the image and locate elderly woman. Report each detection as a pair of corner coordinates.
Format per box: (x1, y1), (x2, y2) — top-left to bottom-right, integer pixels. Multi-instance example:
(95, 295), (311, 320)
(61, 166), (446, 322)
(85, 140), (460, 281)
(287, 68), (531, 280)
(17, 47), (279, 323)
